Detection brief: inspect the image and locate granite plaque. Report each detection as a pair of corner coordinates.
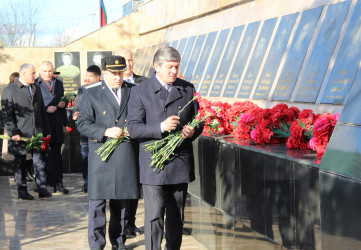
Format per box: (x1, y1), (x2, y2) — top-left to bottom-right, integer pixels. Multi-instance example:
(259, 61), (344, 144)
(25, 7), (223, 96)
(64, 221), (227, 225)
(321, 0), (361, 104)
(237, 18), (277, 99)
(223, 21), (260, 97)
(183, 35), (206, 81)
(209, 25), (244, 97)
(177, 38), (188, 57)
(139, 46), (152, 76)
(337, 67), (361, 124)
(144, 44), (157, 77)
(272, 7), (323, 101)
(294, 1), (351, 102)
(170, 40), (179, 49)
(199, 29), (230, 96)
(190, 31), (218, 90)
(180, 36), (196, 76)
(54, 52), (81, 92)
(253, 13), (298, 100)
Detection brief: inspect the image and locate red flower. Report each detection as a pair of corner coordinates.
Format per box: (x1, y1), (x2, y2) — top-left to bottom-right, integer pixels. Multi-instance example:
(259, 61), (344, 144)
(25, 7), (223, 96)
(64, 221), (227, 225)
(41, 135), (51, 151)
(66, 126), (75, 134)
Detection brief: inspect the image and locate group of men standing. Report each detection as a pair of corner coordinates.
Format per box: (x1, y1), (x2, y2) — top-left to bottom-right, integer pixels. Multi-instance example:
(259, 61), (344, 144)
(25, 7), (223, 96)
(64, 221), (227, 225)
(1, 46), (202, 250)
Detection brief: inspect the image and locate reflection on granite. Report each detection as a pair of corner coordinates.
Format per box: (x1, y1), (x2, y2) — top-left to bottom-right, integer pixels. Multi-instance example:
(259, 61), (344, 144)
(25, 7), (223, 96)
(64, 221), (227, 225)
(216, 136), (319, 166)
(320, 171), (361, 250)
(191, 136), (321, 249)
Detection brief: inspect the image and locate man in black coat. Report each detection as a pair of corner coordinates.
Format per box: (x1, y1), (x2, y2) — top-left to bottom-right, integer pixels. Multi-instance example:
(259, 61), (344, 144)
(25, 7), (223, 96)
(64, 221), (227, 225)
(126, 47), (203, 250)
(72, 65), (102, 193)
(115, 48), (148, 237)
(77, 56), (139, 250)
(1, 63), (52, 199)
(35, 61), (69, 194)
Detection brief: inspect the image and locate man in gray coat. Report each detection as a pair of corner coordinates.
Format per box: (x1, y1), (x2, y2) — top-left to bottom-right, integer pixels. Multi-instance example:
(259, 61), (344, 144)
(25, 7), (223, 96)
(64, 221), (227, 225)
(126, 47), (203, 250)
(77, 56), (139, 250)
(1, 63), (52, 199)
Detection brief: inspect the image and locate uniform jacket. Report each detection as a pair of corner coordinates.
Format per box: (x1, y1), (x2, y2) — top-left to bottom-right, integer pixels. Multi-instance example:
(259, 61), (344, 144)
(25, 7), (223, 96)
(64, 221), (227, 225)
(1, 79), (50, 155)
(126, 74), (203, 185)
(35, 77), (68, 144)
(77, 80), (139, 200)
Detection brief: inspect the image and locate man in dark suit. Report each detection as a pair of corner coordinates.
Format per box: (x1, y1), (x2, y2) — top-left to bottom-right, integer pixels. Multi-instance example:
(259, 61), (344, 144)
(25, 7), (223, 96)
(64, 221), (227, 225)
(77, 56), (139, 250)
(115, 48), (148, 85)
(1, 63), (52, 199)
(35, 61), (69, 194)
(126, 47), (203, 250)
(72, 65), (102, 193)
(115, 48), (148, 237)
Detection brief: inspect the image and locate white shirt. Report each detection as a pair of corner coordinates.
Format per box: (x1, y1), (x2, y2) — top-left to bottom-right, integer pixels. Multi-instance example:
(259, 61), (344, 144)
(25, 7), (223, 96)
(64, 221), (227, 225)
(155, 73), (172, 92)
(104, 79), (121, 105)
(123, 74), (134, 84)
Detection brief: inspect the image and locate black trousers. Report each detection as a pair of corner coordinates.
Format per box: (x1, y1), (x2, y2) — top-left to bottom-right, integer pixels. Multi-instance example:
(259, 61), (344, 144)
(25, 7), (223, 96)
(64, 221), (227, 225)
(81, 144), (88, 184)
(88, 199), (129, 250)
(14, 152), (47, 190)
(143, 183), (188, 250)
(45, 142), (63, 186)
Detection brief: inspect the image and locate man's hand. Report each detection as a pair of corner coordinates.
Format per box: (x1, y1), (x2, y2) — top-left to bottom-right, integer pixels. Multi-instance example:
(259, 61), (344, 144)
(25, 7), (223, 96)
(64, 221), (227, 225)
(161, 115), (180, 132)
(181, 125), (195, 139)
(73, 111), (79, 120)
(47, 106), (57, 113)
(11, 134), (21, 141)
(58, 102), (66, 108)
(104, 127), (123, 139)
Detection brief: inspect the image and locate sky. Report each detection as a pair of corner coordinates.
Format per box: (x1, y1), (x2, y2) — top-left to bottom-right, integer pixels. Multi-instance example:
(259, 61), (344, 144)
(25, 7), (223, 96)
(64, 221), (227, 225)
(1, 0), (131, 47)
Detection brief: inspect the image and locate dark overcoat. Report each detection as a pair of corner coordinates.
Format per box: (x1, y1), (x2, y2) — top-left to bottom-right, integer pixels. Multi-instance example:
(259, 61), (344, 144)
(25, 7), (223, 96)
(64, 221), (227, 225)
(133, 73), (148, 85)
(1, 79), (50, 155)
(77, 81), (139, 200)
(126, 74), (203, 185)
(35, 77), (68, 144)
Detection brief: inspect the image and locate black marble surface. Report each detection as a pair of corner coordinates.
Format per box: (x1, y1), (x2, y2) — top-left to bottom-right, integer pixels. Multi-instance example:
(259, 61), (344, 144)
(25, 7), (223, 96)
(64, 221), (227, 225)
(188, 136), (323, 249)
(320, 171), (361, 250)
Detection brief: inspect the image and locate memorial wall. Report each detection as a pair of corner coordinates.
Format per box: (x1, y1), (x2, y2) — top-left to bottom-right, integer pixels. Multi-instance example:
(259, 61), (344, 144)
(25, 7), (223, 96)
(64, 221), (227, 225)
(135, 0), (360, 115)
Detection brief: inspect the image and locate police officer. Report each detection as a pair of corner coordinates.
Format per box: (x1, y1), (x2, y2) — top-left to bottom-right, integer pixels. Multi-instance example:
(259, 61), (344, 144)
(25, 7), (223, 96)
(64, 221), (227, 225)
(77, 56), (139, 250)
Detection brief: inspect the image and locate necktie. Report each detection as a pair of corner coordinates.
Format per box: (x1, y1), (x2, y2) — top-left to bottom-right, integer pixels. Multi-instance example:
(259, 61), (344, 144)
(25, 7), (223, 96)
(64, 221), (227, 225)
(28, 85), (33, 97)
(112, 88), (119, 101)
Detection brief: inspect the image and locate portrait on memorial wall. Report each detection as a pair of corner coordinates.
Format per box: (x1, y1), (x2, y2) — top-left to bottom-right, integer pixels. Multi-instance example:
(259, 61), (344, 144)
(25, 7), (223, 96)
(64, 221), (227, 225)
(87, 51), (112, 68)
(54, 52), (81, 92)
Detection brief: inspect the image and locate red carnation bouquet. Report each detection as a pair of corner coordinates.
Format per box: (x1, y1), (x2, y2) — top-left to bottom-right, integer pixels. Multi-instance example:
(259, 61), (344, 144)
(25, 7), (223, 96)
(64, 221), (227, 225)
(199, 99), (227, 136)
(286, 109), (319, 149)
(0, 133), (51, 152)
(60, 91), (77, 108)
(250, 104), (300, 144)
(309, 113), (340, 157)
(230, 101), (262, 140)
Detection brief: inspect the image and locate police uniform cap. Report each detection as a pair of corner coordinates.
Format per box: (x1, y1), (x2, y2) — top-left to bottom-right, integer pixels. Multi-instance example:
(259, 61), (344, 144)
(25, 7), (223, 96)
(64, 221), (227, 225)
(101, 56), (126, 72)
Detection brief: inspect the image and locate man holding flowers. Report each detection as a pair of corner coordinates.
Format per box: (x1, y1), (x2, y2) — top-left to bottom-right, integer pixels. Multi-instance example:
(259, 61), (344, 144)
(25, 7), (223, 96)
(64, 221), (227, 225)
(77, 56), (139, 250)
(1, 63), (52, 200)
(126, 47), (203, 250)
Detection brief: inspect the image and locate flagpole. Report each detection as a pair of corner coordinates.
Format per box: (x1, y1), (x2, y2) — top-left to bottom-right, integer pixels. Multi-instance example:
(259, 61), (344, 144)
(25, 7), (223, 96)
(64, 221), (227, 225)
(95, 0), (101, 29)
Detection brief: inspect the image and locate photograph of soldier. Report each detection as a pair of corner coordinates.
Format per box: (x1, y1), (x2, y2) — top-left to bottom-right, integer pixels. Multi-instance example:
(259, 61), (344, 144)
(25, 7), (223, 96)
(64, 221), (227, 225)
(87, 51), (112, 68)
(54, 52), (81, 92)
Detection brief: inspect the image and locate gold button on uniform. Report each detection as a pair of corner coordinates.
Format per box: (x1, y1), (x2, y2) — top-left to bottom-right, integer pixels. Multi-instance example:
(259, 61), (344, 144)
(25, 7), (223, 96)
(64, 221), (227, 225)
(103, 111), (106, 115)
(103, 86), (105, 89)
(115, 119), (119, 123)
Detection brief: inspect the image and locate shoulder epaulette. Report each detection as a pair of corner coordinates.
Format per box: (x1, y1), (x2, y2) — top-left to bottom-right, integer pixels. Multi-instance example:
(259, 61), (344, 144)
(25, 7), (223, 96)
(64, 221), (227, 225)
(85, 81), (102, 89)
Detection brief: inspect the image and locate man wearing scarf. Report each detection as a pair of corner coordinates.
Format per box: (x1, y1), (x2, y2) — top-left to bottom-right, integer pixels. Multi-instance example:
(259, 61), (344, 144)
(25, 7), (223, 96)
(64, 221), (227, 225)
(35, 61), (69, 194)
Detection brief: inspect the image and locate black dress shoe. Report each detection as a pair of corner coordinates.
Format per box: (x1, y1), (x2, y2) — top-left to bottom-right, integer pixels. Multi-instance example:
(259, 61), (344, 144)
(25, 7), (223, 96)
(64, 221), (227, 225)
(113, 243), (128, 250)
(38, 189), (52, 199)
(18, 191), (34, 200)
(127, 224), (142, 236)
(82, 183), (88, 193)
(55, 183), (69, 194)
